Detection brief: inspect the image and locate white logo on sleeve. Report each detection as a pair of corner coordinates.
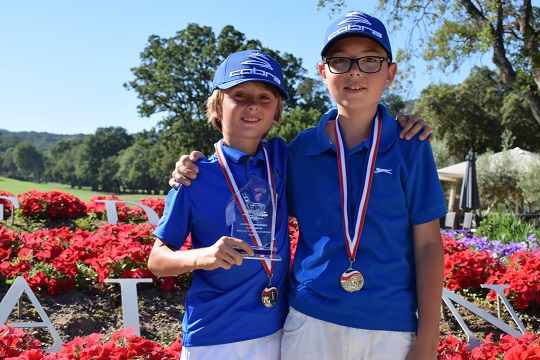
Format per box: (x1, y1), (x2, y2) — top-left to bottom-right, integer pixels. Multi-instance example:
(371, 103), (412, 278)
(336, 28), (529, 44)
(374, 167), (392, 174)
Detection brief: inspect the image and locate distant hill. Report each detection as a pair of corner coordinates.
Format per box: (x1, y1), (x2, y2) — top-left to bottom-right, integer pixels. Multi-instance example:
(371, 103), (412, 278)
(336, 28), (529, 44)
(0, 129), (87, 151)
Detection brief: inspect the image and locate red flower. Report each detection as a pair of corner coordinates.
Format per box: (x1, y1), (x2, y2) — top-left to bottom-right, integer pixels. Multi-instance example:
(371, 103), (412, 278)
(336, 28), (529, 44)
(486, 250), (540, 310)
(18, 190), (87, 221)
(159, 277), (176, 291)
(437, 334), (470, 359)
(443, 237), (501, 292)
(47, 278), (63, 296)
(140, 197), (166, 218)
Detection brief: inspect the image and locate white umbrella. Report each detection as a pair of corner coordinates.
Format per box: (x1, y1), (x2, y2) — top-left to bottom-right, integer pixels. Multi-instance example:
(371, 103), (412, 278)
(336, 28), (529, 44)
(488, 147), (540, 172)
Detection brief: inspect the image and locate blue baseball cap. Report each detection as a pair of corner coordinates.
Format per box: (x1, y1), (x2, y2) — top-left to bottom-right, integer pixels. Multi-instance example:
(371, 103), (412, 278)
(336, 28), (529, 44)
(321, 10), (392, 60)
(212, 50), (289, 99)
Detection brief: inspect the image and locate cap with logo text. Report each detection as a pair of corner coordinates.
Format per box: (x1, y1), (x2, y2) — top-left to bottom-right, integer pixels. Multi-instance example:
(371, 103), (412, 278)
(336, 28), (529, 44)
(321, 10), (392, 60)
(212, 50), (289, 99)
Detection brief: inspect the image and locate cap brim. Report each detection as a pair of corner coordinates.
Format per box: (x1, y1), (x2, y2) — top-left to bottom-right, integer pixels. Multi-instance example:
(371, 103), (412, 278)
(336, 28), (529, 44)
(321, 33), (391, 58)
(215, 78), (289, 100)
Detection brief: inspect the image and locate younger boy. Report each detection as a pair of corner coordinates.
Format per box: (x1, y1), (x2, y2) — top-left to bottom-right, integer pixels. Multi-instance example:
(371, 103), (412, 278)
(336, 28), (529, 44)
(148, 50), (290, 360)
(282, 11), (446, 359)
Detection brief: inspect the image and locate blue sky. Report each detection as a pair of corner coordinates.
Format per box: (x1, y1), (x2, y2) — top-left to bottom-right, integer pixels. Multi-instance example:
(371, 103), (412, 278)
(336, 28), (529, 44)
(1, 1), (485, 135)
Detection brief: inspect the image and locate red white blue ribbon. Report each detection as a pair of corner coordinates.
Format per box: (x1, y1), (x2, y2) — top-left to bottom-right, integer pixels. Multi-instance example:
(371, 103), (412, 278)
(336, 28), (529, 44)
(215, 140), (276, 274)
(334, 113), (382, 259)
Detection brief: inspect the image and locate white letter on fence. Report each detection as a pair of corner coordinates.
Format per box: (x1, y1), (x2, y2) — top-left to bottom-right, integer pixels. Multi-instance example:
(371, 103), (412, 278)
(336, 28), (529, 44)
(0, 196), (20, 225)
(442, 287), (525, 349)
(94, 200), (160, 225)
(0, 276), (63, 353)
(104, 278), (153, 336)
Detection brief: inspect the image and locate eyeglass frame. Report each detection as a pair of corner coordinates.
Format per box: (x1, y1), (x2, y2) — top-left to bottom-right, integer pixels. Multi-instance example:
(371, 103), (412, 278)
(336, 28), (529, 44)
(323, 56), (392, 74)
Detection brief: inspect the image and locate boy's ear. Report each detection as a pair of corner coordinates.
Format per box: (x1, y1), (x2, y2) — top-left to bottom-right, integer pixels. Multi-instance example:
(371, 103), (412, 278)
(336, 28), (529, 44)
(273, 102), (284, 123)
(385, 62), (398, 86)
(318, 62), (328, 84)
(207, 100), (221, 119)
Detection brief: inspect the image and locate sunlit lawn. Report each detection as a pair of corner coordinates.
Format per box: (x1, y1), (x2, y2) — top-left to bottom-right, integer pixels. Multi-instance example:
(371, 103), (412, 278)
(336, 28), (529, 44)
(0, 176), (165, 203)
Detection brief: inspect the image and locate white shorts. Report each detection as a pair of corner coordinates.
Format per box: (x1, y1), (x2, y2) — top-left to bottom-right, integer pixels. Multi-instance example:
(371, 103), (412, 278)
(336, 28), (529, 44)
(281, 307), (416, 360)
(180, 330), (282, 360)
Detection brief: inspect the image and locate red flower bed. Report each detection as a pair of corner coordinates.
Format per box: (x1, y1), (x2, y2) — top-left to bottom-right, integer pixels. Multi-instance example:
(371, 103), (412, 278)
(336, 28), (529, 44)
(140, 197), (166, 218)
(0, 324), (182, 359)
(0, 223), (188, 295)
(485, 249), (540, 310)
(438, 332), (540, 359)
(18, 190), (87, 221)
(442, 236), (505, 292)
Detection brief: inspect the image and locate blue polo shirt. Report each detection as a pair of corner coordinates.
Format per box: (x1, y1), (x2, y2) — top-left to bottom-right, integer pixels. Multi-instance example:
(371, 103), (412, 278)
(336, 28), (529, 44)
(287, 105), (447, 332)
(154, 138), (290, 347)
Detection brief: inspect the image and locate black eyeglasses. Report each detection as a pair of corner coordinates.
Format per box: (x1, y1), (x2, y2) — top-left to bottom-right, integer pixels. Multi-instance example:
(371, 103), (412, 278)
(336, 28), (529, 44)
(324, 56), (392, 74)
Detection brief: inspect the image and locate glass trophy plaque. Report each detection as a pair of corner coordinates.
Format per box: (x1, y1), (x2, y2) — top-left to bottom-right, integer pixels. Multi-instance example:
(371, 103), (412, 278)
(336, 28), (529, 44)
(226, 176), (281, 261)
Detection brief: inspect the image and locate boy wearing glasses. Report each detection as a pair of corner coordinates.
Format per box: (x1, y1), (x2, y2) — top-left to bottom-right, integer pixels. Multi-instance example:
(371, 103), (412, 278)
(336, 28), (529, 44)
(282, 11), (446, 359)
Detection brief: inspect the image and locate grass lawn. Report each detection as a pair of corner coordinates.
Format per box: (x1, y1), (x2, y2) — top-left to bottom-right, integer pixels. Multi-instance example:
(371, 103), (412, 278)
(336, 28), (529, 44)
(0, 177), (165, 203)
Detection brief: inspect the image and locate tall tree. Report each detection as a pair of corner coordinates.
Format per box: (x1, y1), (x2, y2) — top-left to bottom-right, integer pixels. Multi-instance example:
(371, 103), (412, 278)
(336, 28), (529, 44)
(0, 148), (18, 179)
(75, 127), (133, 191)
(45, 139), (83, 186)
(296, 77), (333, 112)
(99, 156), (121, 193)
(12, 142), (45, 182)
(319, 1), (540, 126)
(268, 108), (322, 144)
(117, 134), (168, 195)
(414, 66), (507, 160)
(380, 92), (406, 117)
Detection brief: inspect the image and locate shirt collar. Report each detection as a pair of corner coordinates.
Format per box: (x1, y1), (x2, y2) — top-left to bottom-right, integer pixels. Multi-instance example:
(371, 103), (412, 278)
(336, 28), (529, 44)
(307, 104), (397, 155)
(214, 140), (266, 163)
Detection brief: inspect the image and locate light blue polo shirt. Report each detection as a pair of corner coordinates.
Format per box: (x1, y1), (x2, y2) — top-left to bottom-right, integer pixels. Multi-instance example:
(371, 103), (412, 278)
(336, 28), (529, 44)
(287, 105), (447, 332)
(154, 137), (290, 347)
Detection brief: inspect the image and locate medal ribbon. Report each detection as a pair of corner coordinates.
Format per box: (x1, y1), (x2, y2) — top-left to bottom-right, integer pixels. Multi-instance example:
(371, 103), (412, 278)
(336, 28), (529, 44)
(334, 113), (382, 259)
(215, 140), (276, 274)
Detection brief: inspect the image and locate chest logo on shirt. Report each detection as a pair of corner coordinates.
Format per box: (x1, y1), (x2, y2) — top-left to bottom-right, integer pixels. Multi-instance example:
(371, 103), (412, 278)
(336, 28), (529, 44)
(374, 167), (392, 174)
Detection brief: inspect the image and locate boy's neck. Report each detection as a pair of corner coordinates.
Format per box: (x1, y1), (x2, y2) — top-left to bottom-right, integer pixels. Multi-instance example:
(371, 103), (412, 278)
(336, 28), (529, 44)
(222, 136), (261, 157)
(328, 109), (378, 151)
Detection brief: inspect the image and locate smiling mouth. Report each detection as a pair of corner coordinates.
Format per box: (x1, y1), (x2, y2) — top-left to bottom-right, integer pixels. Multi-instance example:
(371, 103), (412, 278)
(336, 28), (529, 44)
(242, 117), (260, 122)
(345, 85), (366, 91)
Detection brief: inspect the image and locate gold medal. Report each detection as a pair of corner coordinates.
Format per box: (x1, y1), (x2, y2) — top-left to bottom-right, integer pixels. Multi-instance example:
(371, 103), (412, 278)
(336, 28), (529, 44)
(340, 268), (364, 292)
(261, 284), (278, 308)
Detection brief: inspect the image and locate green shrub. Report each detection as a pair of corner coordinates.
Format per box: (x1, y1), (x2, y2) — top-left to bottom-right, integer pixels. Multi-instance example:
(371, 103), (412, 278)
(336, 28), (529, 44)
(476, 212), (538, 243)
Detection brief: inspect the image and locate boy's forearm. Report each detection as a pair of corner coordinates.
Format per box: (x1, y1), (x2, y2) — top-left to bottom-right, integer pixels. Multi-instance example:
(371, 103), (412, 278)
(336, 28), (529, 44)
(413, 225), (445, 357)
(148, 238), (201, 277)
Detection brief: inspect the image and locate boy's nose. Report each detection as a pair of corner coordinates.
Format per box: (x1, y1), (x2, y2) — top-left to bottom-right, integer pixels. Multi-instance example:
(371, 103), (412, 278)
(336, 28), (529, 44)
(248, 102), (259, 110)
(349, 62), (364, 75)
